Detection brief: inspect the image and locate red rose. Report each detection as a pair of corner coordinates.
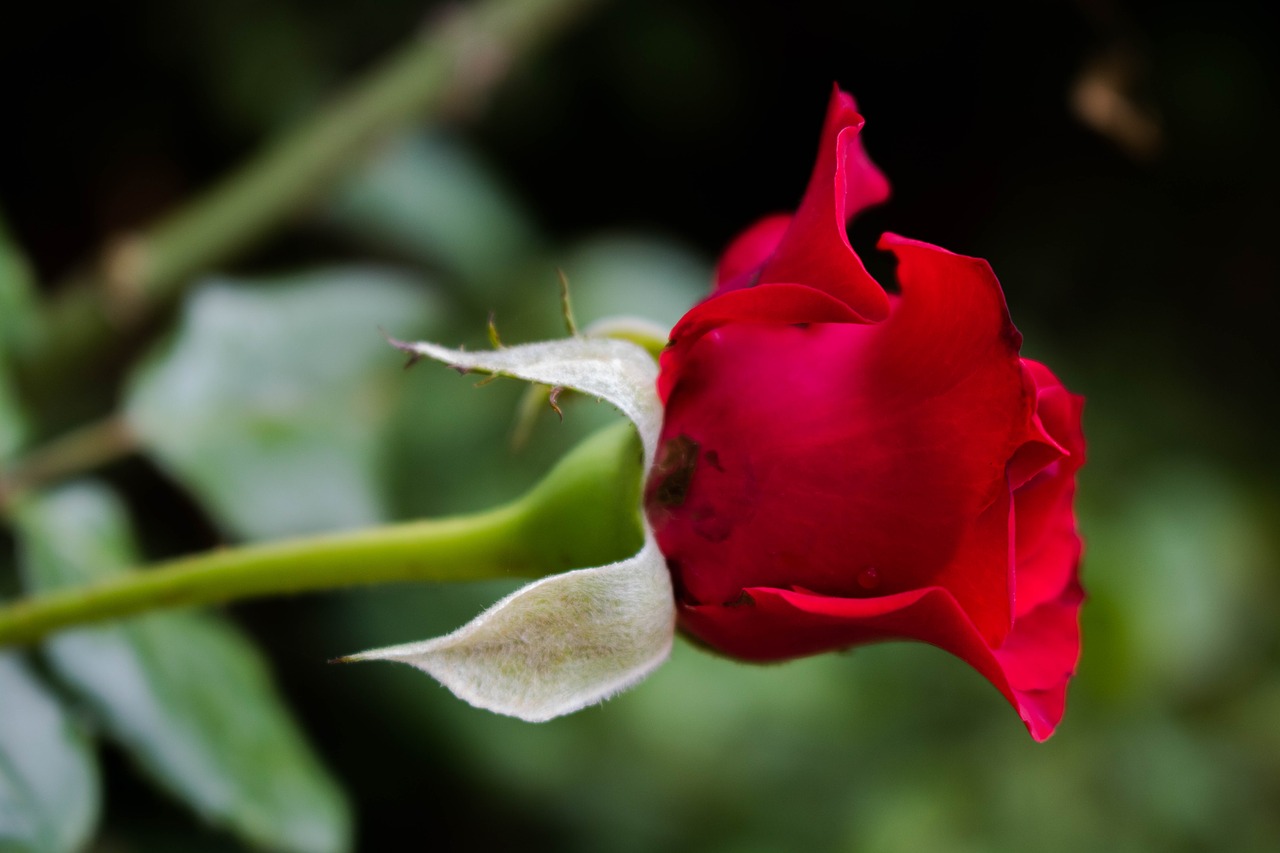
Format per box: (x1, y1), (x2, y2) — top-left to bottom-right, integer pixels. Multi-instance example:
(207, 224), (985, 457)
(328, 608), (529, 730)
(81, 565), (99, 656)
(645, 86), (1085, 741)
(368, 85), (1084, 740)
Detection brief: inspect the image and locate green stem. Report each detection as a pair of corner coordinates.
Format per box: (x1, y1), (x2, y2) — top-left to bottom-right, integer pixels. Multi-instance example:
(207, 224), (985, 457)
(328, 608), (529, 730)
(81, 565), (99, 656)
(15, 0), (603, 406)
(0, 421), (645, 647)
(0, 508), (526, 647)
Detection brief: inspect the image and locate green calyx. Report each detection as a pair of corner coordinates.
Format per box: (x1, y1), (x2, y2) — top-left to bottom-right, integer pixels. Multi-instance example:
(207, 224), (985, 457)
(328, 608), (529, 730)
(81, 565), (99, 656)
(511, 419), (646, 574)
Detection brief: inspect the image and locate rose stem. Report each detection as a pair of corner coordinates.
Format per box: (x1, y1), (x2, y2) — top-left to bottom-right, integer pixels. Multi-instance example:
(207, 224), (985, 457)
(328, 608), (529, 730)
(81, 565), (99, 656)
(0, 421), (644, 647)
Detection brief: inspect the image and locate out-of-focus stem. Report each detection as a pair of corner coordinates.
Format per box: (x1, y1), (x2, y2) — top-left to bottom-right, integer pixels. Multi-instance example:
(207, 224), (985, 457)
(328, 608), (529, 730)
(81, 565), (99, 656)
(14, 0), (603, 406)
(0, 415), (138, 509)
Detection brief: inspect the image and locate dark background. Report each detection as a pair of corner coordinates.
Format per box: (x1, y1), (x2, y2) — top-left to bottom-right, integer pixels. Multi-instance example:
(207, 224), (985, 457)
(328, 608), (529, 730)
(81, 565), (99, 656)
(3, 1), (1278, 850)
(6, 0), (1278, 470)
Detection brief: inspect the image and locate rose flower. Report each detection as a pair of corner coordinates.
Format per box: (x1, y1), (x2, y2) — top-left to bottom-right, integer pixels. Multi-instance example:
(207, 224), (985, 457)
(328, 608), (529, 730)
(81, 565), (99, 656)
(360, 86), (1085, 743)
(646, 87), (1085, 741)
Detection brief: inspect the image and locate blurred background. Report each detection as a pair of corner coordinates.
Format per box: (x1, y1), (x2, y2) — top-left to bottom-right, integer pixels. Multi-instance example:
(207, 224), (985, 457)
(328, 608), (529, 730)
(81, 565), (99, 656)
(2, 0), (1278, 850)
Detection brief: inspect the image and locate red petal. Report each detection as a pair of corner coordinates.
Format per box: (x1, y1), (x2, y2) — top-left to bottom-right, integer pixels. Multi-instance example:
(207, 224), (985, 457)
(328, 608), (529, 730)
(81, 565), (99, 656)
(714, 214), (792, 292)
(1007, 428), (1066, 491)
(1021, 361), (1086, 468)
(839, 92), (892, 218)
(1006, 363), (1067, 490)
(658, 283), (866, 401)
(650, 236), (1033, 648)
(678, 581), (1078, 741)
(996, 580), (1085, 695)
(1014, 482), (1082, 617)
(757, 86), (890, 321)
(674, 87), (892, 370)
(1011, 361), (1086, 616)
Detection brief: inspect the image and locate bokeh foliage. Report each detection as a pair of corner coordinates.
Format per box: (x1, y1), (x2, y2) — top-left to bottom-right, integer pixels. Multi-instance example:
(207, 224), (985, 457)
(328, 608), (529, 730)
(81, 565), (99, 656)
(2, 0), (1278, 850)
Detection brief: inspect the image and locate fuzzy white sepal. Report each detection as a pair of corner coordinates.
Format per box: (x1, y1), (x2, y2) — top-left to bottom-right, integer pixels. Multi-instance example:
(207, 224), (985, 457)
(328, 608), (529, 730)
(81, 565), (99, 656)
(351, 336), (673, 721)
(397, 337), (661, 468)
(346, 534), (673, 720)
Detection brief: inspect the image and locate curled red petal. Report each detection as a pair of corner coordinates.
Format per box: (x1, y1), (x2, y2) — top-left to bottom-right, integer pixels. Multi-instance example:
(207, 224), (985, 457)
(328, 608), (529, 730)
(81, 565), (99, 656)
(1008, 428), (1067, 492)
(679, 580), (1078, 741)
(1007, 363), (1068, 490)
(680, 87), (892, 367)
(838, 91), (892, 218)
(756, 86), (890, 321)
(1011, 361), (1086, 616)
(1021, 361), (1086, 469)
(996, 579), (1084, 695)
(876, 232), (1025, 360)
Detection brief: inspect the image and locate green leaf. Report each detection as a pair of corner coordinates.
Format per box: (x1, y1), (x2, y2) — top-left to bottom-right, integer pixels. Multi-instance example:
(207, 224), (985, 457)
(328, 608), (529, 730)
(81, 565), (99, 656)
(13, 484), (353, 853)
(328, 131), (541, 289)
(0, 216), (41, 361)
(124, 267), (439, 540)
(0, 654), (100, 853)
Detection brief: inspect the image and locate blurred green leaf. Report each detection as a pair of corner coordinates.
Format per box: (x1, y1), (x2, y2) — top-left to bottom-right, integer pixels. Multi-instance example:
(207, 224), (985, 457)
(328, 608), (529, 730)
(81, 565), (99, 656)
(125, 268), (440, 540)
(558, 235), (709, 330)
(0, 368), (26, 463)
(0, 216), (41, 361)
(0, 654), (100, 853)
(329, 131), (541, 290)
(14, 483), (352, 853)
(1083, 463), (1271, 701)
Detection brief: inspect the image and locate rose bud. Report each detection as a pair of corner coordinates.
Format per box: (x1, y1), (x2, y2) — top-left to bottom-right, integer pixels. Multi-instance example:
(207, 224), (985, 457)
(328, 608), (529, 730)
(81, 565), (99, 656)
(646, 86), (1085, 741)
(356, 86), (1084, 743)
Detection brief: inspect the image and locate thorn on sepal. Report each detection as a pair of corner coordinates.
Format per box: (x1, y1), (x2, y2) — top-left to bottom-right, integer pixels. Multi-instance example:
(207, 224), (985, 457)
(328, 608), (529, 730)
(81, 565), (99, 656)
(487, 311), (503, 349)
(557, 269), (579, 337)
(549, 386), (565, 421)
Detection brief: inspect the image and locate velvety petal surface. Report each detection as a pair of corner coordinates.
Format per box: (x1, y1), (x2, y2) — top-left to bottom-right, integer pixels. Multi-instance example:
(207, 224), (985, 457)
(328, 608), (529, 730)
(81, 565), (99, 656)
(659, 283), (866, 401)
(994, 579), (1084, 694)
(648, 236), (1035, 648)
